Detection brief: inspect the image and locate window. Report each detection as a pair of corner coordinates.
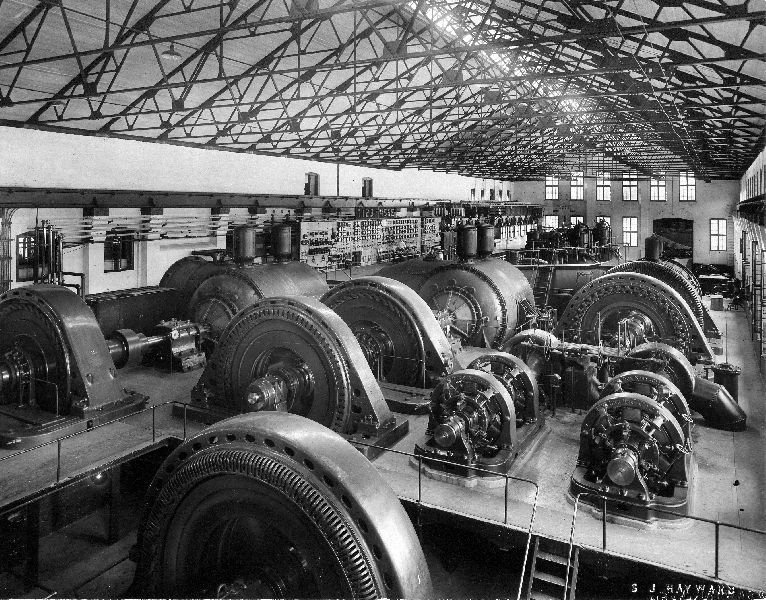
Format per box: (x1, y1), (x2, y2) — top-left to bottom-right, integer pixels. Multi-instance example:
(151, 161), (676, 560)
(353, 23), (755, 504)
(543, 215), (559, 229)
(650, 173), (666, 202)
(545, 176), (559, 201)
(480, 188), (485, 200)
(596, 172), (611, 202)
(680, 171), (696, 202)
(104, 229), (135, 272)
(596, 215), (611, 228)
(16, 229), (46, 282)
(622, 172), (638, 202)
(710, 219), (727, 251)
(470, 188), (476, 201)
(570, 172), (584, 200)
(571, 215), (584, 225)
(622, 217), (638, 247)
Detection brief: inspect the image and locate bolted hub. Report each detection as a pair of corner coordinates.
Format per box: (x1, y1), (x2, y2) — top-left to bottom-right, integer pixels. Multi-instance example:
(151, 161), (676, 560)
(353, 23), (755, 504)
(606, 446), (639, 486)
(246, 362), (315, 412)
(617, 311), (655, 348)
(0, 347), (33, 403)
(433, 416), (465, 448)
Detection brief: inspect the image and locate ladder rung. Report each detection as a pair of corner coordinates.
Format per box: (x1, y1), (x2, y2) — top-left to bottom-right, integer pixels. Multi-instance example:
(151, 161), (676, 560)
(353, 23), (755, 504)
(534, 571), (566, 587)
(530, 591), (561, 600)
(537, 550), (568, 565)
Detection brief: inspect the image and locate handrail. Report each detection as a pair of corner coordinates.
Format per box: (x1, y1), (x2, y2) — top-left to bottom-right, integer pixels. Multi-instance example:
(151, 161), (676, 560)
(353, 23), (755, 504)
(568, 491), (766, 589)
(351, 439), (540, 600)
(0, 400), (192, 486)
(3, 402), (542, 600)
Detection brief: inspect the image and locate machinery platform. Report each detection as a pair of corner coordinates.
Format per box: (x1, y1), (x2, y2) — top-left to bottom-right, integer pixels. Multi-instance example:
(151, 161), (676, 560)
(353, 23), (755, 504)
(1, 298), (764, 596)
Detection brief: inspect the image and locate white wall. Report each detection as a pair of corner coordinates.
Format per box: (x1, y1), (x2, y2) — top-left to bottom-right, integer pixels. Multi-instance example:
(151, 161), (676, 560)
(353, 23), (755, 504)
(0, 126), (512, 292)
(0, 126), (487, 201)
(510, 174), (739, 265)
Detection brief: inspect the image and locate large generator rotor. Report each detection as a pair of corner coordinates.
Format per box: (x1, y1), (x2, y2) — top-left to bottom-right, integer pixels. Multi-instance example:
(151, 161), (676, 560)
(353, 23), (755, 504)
(607, 260), (704, 327)
(559, 272), (710, 358)
(194, 296), (395, 437)
(0, 292), (72, 413)
(322, 276), (453, 387)
(134, 412), (432, 598)
(0, 286), (137, 418)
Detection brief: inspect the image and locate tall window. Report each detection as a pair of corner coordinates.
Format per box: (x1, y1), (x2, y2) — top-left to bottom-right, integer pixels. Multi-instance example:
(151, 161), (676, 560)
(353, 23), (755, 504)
(570, 172), (584, 200)
(545, 176), (559, 200)
(680, 171), (696, 202)
(470, 188), (476, 201)
(596, 172), (611, 202)
(104, 229), (135, 273)
(650, 173), (666, 202)
(543, 215), (559, 229)
(622, 172), (638, 202)
(622, 217), (638, 247)
(596, 215), (611, 228)
(710, 219), (727, 251)
(571, 215), (584, 225)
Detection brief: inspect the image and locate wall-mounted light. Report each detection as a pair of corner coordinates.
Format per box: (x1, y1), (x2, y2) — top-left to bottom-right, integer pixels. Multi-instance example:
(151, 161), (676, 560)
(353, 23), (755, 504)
(161, 42), (182, 61)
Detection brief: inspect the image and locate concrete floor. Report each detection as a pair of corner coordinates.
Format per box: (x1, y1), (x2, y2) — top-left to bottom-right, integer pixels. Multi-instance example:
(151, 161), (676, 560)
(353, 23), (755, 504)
(1, 297), (764, 597)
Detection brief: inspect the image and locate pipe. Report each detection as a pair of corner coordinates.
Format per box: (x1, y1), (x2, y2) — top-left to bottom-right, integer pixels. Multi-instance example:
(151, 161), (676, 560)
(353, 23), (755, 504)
(690, 375), (747, 431)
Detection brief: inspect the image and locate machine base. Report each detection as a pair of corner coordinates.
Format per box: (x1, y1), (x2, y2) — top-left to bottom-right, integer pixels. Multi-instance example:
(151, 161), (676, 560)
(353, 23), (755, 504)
(379, 382), (431, 414)
(345, 417), (410, 460)
(0, 392), (148, 449)
(568, 453), (696, 522)
(413, 419), (548, 479)
(173, 402), (410, 460)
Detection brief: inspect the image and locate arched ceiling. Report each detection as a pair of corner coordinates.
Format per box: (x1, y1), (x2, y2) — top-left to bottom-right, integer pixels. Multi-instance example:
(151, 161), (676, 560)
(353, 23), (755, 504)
(0, 0), (763, 180)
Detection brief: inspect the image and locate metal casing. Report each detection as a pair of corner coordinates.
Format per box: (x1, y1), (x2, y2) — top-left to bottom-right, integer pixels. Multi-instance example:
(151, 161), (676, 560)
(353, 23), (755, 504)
(188, 261), (329, 339)
(232, 225), (265, 262)
(271, 223), (293, 260)
(378, 257), (534, 348)
(86, 286), (180, 337)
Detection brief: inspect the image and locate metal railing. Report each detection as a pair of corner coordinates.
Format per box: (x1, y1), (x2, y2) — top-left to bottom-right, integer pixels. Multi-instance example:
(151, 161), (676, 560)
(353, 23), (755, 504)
(565, 491), (766, 596)
(351, 439), (540, 600)
(0, 400), (191, 488)
(1, 403), (542, 600)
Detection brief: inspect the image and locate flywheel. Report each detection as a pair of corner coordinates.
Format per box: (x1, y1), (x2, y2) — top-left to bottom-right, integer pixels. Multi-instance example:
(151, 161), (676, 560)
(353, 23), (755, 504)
(133, 412), (432, 598)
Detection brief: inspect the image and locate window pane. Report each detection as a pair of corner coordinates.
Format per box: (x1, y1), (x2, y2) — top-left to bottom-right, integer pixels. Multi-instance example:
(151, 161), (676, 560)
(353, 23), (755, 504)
(571, 172), (584, 200)
(545, 176), (559, 200)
